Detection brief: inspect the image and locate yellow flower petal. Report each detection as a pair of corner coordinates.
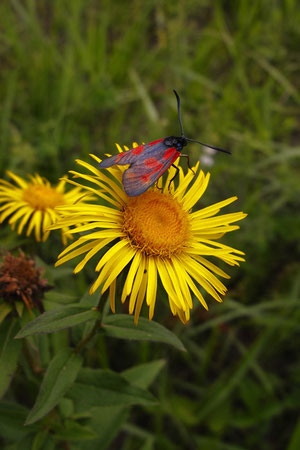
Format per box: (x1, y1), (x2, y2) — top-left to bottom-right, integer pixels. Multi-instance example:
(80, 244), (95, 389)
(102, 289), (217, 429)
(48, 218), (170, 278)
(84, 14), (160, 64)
(190, 196), (238, 220)
(156, 259), (185, 310)
(100, 246), (136, 294)
(109, 279), (117, 313)
(74, 238), (116, 273)
(146, 258), (158, 320)
(95, 239), (129, 272)
(122, 251), (142, 303)
(134, 268), (148, 324)
(129, 255), (146, 314)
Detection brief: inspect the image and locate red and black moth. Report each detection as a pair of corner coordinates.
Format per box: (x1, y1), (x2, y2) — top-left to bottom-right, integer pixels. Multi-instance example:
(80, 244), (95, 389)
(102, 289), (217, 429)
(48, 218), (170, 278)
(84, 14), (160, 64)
(99, 90), (230, 197)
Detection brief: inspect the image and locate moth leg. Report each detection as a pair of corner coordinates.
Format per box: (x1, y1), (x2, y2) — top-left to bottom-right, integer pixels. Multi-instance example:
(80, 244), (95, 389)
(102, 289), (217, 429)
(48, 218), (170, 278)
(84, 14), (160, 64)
(180, 154), (195, 174)
(155, 180), (163, 191)
(168, 164), (180, 191)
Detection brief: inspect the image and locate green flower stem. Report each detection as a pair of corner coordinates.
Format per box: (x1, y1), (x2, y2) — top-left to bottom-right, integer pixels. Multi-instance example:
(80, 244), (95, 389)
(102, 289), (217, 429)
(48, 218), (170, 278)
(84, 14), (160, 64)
(23, 340), (45, 374)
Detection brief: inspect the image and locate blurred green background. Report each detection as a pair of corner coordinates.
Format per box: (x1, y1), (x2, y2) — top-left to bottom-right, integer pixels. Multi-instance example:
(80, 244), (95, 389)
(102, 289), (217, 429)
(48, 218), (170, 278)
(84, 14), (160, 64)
(1, 0), (300, 449)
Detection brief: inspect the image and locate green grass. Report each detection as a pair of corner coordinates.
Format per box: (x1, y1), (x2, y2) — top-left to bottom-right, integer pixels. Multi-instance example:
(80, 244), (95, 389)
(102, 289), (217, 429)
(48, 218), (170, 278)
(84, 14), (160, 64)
(0, 1), (300, 449)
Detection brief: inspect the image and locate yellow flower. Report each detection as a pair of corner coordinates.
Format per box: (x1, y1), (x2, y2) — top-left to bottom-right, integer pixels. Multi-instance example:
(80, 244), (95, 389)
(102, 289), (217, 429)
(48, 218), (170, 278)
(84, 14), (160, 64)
(51, 144), (247, 324)
(0, 171), (91, 244)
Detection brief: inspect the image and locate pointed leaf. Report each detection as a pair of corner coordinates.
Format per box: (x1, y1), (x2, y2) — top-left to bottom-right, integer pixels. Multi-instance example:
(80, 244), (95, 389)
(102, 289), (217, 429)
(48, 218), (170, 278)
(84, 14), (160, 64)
(0, 319), (22, 398)
(53, 420), (98, 440)
(32, 430), (49, 450)
(122, 359), (166, 389)
(44, 290), (77, 305)
(287, 417), (300, 450)
(0, 303), (13, 324)
(25, 348), (82, 425)
(0, 401), (34, 440)
(71, 362), (165, 450)
(15, 301), (24, 317)
(102, 315), (186, 351)
(16, 434), (56, 450)
(68, 368), (157, 412)
(15, 305), (100, 338)
(58, 398), (74, 418)
(78, 406), (129, 450)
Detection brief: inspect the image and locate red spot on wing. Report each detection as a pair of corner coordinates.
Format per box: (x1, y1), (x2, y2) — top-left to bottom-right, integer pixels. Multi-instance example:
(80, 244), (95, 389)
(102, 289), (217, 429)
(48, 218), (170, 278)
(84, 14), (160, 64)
(163, 147), (177, 160)
(170, 151), (180, 163)
(141, 174), (151, 183)
(145, 158), (160, 167)
(145, 165), (164, 181)
(148, 139), (164, 147)
(132, 145), (145, 155)
(116, 153), (126, 161)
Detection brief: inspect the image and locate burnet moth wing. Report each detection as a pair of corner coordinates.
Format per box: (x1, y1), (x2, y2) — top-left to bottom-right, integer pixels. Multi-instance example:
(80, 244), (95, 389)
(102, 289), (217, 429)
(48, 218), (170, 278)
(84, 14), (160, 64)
(122, 141), (180, 197)
(99, 90), (230, 197)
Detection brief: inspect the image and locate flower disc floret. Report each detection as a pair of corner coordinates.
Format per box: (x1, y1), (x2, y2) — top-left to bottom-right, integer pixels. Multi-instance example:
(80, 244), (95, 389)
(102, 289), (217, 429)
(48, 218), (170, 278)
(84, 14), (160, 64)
(22, 184), (64, 210)
(123, 191), (190, 257)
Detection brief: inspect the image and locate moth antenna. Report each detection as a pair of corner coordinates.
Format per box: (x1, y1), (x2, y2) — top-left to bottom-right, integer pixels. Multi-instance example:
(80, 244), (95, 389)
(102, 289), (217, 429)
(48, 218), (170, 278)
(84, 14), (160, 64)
(173, 90), (184, 137)
(173, 90), (230, 154)
(186, 138), (231, 155)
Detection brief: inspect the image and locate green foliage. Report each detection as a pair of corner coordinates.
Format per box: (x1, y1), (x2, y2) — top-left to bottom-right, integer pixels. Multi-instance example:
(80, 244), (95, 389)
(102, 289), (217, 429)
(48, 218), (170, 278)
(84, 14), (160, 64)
(25, 348), (83, 425)
(0, 402), (35, 440)
(15, 305), (101, 338)
(0, 304), (13, 324)
(67, 367), (157, 411)
(102, 314), (186, 351)
(0, 319), (22, 398)
(0, 0), (299, 449)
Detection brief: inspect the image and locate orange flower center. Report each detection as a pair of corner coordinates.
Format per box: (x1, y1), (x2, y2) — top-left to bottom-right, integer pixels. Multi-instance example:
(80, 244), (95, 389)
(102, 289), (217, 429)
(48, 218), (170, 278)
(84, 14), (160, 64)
(122, 191), (190, 257)
(23, 184), (64, 211)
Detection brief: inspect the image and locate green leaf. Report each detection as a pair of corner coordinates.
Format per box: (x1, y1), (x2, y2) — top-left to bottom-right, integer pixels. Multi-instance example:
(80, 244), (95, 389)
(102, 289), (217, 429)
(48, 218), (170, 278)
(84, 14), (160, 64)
(79, 406), (129, 450)
(68, 368), (157, 412)
(53, 420), (98, 440)
(15, 305), (100, 338)
(58, 398), (74, 418)
(287, 417), (300, 450)
(140, 437), (155, 450)
(195, 435), (246, 450)
(0, 303), (13, 324)
(15, 433), (56, 450)
(16, 435), (35, 450)
(0, 319), (22, 398)
(0, 401), (33, 440)
(44, 290), (77, 305)
(39, 334), (51, 367)
(102, 315), (186, 351)
(122, 359), (166, 389)
(32, 430), (49, 450)
(25, 348), (82, 425)
(71, 362), (164, 450)
(15, 301), (24, 317)
(169, 394), (199, 426)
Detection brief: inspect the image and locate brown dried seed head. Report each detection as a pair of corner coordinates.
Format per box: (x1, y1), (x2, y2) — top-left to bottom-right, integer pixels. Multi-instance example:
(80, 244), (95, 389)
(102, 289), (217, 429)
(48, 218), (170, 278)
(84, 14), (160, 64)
(0, 250), (52, 313)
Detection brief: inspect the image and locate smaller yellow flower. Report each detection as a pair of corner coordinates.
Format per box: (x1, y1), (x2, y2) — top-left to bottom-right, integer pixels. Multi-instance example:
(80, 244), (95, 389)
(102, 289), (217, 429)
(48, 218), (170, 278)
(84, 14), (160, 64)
(0, 171), (91, 244)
